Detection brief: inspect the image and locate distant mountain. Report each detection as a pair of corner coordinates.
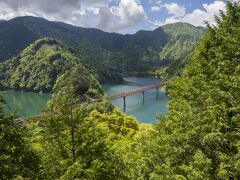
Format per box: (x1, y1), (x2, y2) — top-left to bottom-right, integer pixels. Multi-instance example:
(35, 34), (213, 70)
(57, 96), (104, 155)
(159, 23), (206, 77)
(0, 38), (121, 92)
(0, 16), (206, 79)
(0, 16), (122, 61)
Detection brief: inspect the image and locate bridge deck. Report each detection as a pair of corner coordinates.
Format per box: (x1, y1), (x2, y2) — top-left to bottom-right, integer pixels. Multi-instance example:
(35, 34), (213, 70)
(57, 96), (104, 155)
(108, 84), (161, 100)
(15, 84), (165, 122)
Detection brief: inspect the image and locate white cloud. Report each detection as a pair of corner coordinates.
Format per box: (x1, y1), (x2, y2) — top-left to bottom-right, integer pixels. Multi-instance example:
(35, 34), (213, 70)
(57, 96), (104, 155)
(86, 7), (100, 15)
(150, 0), (163, 12)
(0, 0), (228, 33)
(164, 3), (186, 17)
(150, 2), (185, 19)
(0, 0), (146, 33)
(99, 0), (146, 31)
(151, 6), (161, 12)
(152, 1), (226, 28)
(151, 17), (179, 27)
(148, 0), (161, 4)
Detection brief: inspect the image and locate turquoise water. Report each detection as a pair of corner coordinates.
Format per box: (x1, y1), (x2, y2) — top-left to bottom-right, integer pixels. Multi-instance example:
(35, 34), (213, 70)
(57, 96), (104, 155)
(1, 77), (169, 123)
(103, 77), (169, 123)
(1, 91), (51, 118)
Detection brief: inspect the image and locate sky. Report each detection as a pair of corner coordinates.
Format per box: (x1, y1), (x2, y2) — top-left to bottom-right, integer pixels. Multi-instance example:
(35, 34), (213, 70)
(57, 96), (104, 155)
(0, 0), (236, 34)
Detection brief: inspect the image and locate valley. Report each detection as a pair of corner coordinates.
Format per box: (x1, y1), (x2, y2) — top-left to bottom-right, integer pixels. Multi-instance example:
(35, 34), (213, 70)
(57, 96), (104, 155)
(1, 1), (240, 179)
(2, 77), (168, 123)
(0, 16), (206, 81)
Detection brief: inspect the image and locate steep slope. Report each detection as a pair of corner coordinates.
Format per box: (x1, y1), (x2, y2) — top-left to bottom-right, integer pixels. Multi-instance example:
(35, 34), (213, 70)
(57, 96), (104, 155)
(0, 16), (206, 79)
(0, 17), (40, 61)
(0, 38), (120, 92)
(148, 2), (240, 178)
(0, 16), (124, 62)
(158, 23), (206, 78)
(99, 23), (206, 78)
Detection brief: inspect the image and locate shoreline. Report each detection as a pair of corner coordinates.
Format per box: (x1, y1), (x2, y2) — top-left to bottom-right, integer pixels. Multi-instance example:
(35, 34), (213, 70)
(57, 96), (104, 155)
(0, 87), (52, 94)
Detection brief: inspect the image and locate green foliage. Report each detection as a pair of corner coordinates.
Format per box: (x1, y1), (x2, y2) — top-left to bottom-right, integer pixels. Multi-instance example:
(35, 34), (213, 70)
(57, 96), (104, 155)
(29, 85), (139, 179)
(156, 23), (206, 79)
(0, 38), (123, 91)
(99, 23), (206, 79)
(52, 65), (103, 103)
(0, 38), (80, 91)
(0, 93), (4, 107)
(3, 3), (240, 179)
(0, 38), (118, 92)
(0, 16), (206, 81)
(0, 93), (40, 179)
(144, 2), (240, 179)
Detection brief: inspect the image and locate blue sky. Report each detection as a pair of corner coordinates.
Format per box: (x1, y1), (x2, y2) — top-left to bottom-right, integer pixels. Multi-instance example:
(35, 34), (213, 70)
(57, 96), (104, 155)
(146, 0), (215, 22)
(127, 0), (226, 33)
(0, 0), (229, 34)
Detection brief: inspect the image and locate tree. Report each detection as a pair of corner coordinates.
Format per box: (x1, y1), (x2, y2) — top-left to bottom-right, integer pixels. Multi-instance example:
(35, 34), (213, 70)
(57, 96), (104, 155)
(51, 64), (103, 107)
(146, 1), (240, 179)
(0, 93), (40, 179)
(30, 71), (140, 179)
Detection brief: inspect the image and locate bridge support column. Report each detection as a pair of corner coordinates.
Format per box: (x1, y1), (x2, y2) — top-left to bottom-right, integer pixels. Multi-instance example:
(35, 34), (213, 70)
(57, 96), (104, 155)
(123, 96), (126, 111)
(142, 91), (145, 103)
(156, 87), (159, 98)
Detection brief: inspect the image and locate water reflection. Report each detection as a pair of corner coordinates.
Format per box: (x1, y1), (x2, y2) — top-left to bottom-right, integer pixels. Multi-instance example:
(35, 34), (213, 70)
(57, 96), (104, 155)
(2, 91), (51, 117)
(103, 77), (169, 123)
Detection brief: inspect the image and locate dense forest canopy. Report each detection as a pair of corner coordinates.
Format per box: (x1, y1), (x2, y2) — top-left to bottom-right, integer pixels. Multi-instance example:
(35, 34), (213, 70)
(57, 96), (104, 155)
(0, 17), (206, 80)
(0, 1), (240, 179)
(0, 38), (122, 92)
(146, 2), (240, 179)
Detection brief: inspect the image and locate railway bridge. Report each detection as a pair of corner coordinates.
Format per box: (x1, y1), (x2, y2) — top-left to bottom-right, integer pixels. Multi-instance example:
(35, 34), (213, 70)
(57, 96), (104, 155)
(15, 84), (165, 123)
(108, 84), (165, 110)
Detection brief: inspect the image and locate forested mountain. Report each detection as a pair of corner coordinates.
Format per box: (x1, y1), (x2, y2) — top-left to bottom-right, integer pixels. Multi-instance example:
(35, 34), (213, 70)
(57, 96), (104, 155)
(0, 16), (206, 79)
(144, 2), (240, 178)
(1, 1), (240, 179)
(159, 23), (206, 77)
(0, 38), (121, 92)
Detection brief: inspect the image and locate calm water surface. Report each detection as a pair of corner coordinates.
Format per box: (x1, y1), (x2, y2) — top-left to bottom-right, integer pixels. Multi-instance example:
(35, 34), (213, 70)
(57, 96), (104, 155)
(103, 77), (169, 123)
(2, 91), (51, 117)
(1, 77), (169, 123)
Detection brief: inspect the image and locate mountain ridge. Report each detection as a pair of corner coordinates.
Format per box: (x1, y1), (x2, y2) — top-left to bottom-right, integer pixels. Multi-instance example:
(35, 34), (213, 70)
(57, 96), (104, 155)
(0, 38), (120, 92)
(0, 16), (207, 79)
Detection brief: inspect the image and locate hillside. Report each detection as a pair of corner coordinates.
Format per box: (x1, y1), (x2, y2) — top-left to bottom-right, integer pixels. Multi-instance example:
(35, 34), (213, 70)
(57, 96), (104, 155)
(0, 38), (120, 92)
(149, 2), (240, 178)
(1, 2), (240, 180)
(159, 23), (206, 77)
(0, 16), (206, 79)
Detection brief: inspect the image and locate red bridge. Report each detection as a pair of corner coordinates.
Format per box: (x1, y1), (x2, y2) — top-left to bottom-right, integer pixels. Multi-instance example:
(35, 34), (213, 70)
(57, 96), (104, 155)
(108, 84), (165, 110)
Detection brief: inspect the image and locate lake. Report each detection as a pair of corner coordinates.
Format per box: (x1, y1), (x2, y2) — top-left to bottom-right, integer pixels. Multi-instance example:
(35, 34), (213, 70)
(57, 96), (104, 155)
(103, 77), (169, 123)
(2, 91), (51, 118)
(1, 77), (169, 123)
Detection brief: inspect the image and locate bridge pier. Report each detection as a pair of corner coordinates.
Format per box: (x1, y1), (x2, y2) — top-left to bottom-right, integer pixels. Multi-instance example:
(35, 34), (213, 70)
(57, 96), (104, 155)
(108, 84), (161, 111)
(123, 96), (126, 111)
(142, 91), (145, 103)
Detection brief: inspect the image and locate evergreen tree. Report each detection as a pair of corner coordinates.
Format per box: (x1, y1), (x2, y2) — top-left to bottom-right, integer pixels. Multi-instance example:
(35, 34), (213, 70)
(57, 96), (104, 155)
(146, 1), (240, 179)
(0, 93), (40, 179)
(30, 76), (139, 179)
(51, 64), (103, 106)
